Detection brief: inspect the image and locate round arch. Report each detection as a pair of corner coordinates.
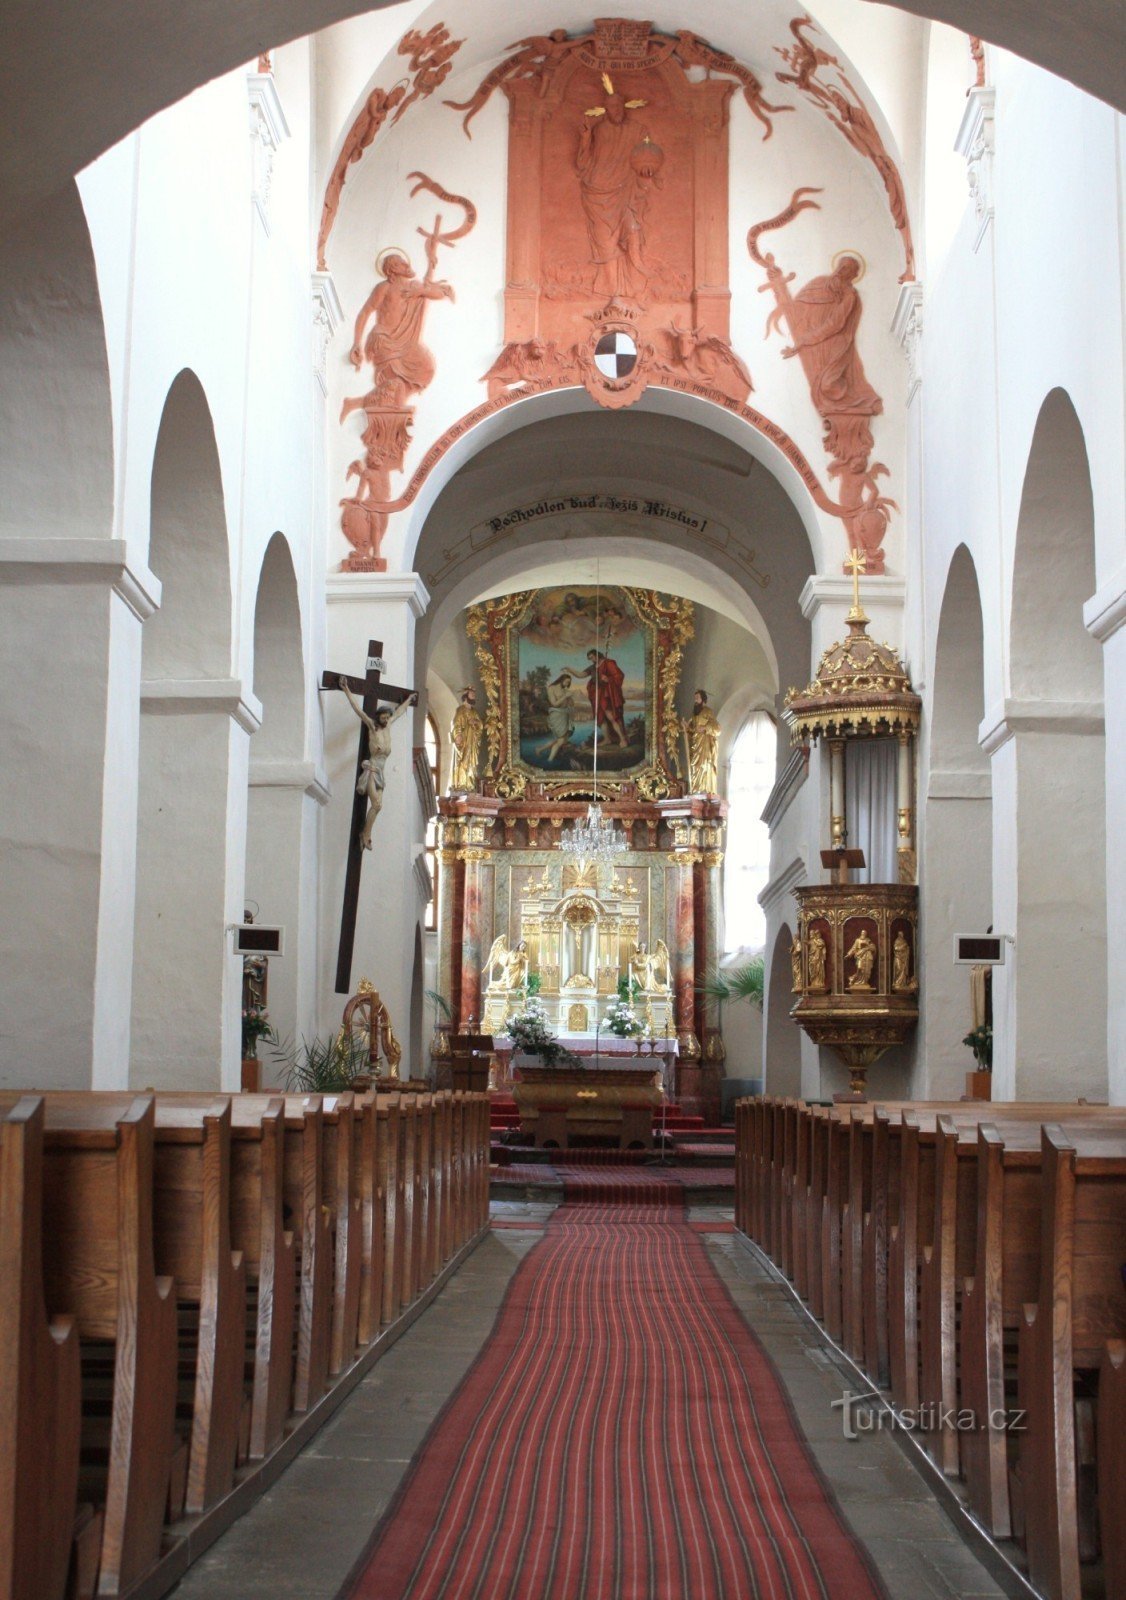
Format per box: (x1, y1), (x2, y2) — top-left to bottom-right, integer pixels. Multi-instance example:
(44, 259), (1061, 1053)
(393, 384), (833, 579)
(999, 387), (1106, 1101)
(133, 367), (242, 1090)
(921, 543), (993, 1095)
(250, 531), (306, 760)
(143, 368), (233, 680)
(764, 924), (802, 1097)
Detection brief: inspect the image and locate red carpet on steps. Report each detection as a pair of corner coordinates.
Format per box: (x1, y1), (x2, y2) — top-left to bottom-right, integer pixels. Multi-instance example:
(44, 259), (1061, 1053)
(348, 1178), (887, 1600)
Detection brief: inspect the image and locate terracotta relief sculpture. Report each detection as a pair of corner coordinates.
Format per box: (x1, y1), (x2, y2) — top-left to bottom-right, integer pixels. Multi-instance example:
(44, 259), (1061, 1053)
(657, 321), (753, 404)
(577, 76), (660, 300)
(447, 22), (786, 142)
(775, 16), (915, 283)
(749, 191), (895, 573)
(316, 25), (464, 270)
(339, 173), (476, 571)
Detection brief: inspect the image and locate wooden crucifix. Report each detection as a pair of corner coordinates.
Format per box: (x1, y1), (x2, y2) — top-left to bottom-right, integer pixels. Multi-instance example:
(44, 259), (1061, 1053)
(321, 639), (418, 994)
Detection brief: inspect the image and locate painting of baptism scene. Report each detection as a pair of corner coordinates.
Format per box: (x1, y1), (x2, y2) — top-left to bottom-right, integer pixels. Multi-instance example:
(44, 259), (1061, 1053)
(511, 586), (651, 775)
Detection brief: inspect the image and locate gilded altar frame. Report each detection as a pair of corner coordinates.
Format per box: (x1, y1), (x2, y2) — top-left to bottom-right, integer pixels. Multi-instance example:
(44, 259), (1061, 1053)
(466, 585), (693, 799)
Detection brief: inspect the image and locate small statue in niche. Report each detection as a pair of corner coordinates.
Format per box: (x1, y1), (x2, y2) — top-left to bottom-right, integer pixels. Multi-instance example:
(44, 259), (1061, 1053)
(790, 935), (803, 994)
(846, 929), (877, 991)
(449, 687), (483, 792)
(682, 689), (720, 794)
(892, 930), (917, 993)
(338, 678), (418, 849)
(807, 929), (829, 992)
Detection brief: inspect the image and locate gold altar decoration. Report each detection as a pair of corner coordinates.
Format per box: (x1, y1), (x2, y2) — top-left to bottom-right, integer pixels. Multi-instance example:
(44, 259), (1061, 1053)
(466, 585), (694, 798)
(783, 555), (921, 1092)
(342, 977), (403, 1079)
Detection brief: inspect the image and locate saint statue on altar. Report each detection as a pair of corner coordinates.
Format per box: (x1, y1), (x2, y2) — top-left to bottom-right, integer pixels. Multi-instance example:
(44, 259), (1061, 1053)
(683, 688), (720, 794)
(449, 687), (483, 792)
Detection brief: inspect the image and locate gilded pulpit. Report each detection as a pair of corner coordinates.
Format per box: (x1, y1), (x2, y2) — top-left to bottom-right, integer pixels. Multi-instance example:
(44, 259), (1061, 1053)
(783, 557), (921, 1096)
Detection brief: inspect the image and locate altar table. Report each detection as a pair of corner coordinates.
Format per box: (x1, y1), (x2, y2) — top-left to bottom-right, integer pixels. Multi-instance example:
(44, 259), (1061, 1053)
(511, 1063), (666, 1151)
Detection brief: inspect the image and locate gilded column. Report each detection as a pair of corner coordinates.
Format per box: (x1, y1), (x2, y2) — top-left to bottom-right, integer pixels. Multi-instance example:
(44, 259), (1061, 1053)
(896, 731), (916, 883)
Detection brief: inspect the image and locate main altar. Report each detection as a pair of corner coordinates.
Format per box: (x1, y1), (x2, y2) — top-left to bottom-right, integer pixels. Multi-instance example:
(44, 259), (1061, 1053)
(431, 583), (727, 1121)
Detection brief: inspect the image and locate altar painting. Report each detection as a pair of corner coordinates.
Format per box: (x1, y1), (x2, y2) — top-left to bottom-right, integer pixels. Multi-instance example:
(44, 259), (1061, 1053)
(514, 587), (649, 776)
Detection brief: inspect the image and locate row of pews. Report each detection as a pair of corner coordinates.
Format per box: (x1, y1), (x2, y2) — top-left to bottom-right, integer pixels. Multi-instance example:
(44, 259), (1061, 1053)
(0, 1087), (490, 1600)
(734, 1096), (1126, 1600)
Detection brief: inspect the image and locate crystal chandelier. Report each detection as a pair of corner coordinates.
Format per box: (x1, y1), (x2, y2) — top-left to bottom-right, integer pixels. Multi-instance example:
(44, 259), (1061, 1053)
(559, 566), (628, 867)
(559, 800), (628, 866)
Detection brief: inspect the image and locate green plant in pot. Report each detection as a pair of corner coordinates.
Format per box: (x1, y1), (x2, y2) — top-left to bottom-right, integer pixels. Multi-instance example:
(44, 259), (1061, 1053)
(697, 956), (765, 1012)
(268, 1031), (372, 1093)
(962, 1024), (992, 1070)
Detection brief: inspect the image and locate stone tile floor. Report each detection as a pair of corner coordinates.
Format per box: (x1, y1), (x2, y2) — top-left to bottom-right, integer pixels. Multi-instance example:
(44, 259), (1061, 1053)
(169, 1202), (1014, 1599)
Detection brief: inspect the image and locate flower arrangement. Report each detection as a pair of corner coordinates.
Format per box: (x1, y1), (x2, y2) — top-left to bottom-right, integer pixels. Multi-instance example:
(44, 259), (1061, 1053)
(507, 997), (579, 1068)
(605, 995), (642, 1039)
(962, 1023), (992, 1069)
(241, 1004), (275, 1059)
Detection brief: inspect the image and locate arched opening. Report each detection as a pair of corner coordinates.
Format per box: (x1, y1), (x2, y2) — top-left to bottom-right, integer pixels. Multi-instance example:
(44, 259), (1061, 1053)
(1000, 388), (1106, 1100)
(245, 531), (310, 1062)
(0, 180), (125, 1087)
(921, 544), (993, 1095)
(132, 370), (242, 1089)
(763, 923), (802, 1098)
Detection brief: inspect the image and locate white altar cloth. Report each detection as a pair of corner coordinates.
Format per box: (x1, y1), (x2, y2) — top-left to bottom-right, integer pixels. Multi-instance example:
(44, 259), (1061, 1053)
(493, 1032), (678, 1057)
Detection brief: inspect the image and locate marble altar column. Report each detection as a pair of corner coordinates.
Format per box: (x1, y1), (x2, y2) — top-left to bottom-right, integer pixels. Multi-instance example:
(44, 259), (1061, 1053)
(672, 847), (701, 1069)
(696, 847), (726, 1125)
(458, 846), (487, 1030)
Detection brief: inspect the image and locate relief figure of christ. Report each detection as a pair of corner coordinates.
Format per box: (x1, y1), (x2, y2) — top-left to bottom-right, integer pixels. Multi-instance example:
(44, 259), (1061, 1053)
(576, 75), (661, 301)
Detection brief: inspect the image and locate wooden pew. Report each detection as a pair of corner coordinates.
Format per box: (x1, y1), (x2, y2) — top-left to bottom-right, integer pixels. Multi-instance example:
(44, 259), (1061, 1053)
(142, 1093), (296, 1466)
(284, 1097), (332, 1413)
(399, 1097), (419, 1310)
(322, 1092), (363, 1376)
(0, 1098), (83, 1600)
(355, 1091), (384, 1348)
(1014, 1126), (1126, 1600)
(379, 1094), (404, 1326)
(38, 1097), (179, 1597)
(1098, 1340), (1126, 1600)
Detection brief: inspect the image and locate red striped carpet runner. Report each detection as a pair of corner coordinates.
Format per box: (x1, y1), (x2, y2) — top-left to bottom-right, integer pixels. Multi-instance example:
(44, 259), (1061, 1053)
(350, 1188), (886, 1600)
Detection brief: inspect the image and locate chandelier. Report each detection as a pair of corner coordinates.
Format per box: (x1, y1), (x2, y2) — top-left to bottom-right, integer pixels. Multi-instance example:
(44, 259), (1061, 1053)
(559, 566), (628, 867)
(559, 800), (628, 866)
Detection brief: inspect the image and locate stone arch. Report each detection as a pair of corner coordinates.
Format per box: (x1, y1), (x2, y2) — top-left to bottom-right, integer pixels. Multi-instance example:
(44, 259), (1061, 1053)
(764, 924), (802, 1098)
(998, 388), (1106, 1100)
(246, 532), (312, 1052)
(143, 369), (232, 679)
(921, 544), (992, 1094)
(132, 370), (248, 1090)
(0, 180), (121, 1087)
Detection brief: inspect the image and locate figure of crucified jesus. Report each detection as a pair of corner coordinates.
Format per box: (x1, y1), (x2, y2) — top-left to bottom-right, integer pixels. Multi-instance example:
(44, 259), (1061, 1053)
(339, 678), (418, 848)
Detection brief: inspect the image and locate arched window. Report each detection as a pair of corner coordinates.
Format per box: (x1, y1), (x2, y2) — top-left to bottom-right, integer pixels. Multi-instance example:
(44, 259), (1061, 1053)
(723, 711), (776, 952)
(424, 714), (441, 932)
